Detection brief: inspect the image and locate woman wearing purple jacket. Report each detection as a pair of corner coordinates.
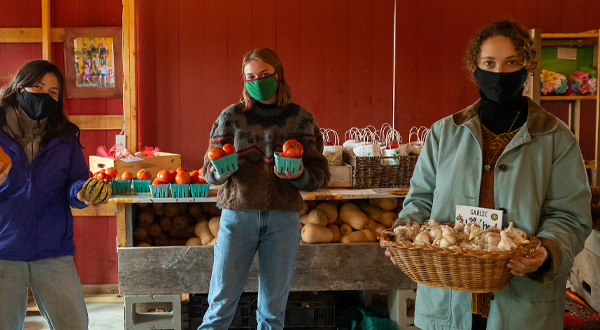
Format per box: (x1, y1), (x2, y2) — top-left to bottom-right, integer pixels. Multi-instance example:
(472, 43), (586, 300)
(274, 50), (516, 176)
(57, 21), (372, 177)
(0, 60), (95, 329)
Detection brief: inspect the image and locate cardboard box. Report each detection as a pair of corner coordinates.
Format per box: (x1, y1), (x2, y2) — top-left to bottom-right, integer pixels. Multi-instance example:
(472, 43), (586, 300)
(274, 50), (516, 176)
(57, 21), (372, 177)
(89, 152), (181, 177)
(327, 163), (353, 187)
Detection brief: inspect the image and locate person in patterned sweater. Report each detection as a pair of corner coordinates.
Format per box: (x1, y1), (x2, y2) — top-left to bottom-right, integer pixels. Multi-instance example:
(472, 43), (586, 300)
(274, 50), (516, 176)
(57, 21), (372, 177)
(199, 48), (330, 330)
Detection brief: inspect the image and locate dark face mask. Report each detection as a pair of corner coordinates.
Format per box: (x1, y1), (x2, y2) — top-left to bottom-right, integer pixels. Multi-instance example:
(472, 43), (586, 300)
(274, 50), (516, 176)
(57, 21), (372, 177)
(17, 90), (59, 121)
(474, 67), (528, 104)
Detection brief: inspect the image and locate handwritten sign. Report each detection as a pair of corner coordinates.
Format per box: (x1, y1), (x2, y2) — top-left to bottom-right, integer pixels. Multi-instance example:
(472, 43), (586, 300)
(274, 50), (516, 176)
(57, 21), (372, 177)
(455, 205), (502, 230)
(557, 47), (577, 60)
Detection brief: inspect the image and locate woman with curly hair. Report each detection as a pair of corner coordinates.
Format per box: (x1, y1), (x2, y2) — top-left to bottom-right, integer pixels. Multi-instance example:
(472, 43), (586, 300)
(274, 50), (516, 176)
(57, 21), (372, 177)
(384, 20), (591, 330)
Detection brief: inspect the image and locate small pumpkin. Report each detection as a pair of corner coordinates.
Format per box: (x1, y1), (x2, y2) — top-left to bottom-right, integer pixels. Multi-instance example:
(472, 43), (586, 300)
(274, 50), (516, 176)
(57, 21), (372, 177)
(81, 177), (113, 204)
(0, 145), (11, 172)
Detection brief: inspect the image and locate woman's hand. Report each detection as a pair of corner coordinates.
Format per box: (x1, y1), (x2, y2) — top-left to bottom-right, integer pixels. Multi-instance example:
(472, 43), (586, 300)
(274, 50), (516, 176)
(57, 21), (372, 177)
(0, 161), (11, 186)
(210, 165), (234, 181)
(76, 189), (97, 207)
(274, 163), (304, 179)
(380, 237), (398, 265)
(507, 245), (549, 276)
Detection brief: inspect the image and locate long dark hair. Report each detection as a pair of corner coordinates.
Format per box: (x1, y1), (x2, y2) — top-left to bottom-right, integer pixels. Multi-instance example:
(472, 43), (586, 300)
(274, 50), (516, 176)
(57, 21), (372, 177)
(0, 60), (81, 148)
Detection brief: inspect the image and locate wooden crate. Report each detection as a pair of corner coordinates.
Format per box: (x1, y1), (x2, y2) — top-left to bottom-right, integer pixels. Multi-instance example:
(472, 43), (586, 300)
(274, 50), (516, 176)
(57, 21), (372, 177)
(327, 164), (352, 187)
(89, 152), (181, 177)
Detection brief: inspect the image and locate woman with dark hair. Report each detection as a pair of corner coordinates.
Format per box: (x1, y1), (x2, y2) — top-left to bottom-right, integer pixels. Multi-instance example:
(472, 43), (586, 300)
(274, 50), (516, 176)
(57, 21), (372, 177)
(0, 59), (96, 329)
(198, 48), (330, 330)
(384, 20), (591, 330)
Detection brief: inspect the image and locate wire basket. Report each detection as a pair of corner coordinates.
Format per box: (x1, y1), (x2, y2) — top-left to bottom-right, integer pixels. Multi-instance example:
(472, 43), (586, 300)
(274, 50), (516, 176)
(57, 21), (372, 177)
(380, 225), (541, 293)
(343, 153), (418, 188)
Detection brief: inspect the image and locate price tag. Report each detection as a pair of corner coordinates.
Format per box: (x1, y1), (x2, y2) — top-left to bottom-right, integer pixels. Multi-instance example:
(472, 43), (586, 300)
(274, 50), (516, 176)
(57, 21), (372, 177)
(455, 205), (502, 230)
(557, 47), (577, 60)
(119, 157), (144, 162)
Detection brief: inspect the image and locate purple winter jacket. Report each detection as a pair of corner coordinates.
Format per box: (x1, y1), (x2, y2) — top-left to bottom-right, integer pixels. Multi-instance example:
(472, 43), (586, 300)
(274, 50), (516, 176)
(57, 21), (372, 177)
(0, 128), (89, 262)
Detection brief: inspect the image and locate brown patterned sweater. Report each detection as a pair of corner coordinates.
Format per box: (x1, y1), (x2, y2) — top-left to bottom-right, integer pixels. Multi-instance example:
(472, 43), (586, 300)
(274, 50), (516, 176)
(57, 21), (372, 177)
(201, 102), (330, 212)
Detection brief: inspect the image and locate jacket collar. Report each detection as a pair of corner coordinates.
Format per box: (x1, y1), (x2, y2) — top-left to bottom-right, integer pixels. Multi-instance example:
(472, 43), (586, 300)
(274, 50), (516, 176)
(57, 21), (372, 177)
(452, 97), (558, 135)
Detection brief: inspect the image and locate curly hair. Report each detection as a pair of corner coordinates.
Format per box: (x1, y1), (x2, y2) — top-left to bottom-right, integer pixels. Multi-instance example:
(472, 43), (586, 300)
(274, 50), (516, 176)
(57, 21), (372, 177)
(464, 20), (538, 73)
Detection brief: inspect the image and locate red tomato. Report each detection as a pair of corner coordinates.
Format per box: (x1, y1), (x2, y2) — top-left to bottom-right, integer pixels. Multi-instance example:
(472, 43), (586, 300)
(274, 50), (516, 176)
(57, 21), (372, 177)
(137, 169), (152, 180)
(151, 178), (163, 185)
(197, 176), (207, 184)
(176, 167), (186, 173)
(157, 170), (171, 184)
(175, 171), (191, 185)
(105, 167), (118, 178)
(121, 171), (133, 180)
(189, 170), (199, 183)
(94, 171), (108, 181)
(282, 139), (304, 158)
(208, 148), (225, 160)
(170, 171), (178, 181)
(222, 144), (236, 155)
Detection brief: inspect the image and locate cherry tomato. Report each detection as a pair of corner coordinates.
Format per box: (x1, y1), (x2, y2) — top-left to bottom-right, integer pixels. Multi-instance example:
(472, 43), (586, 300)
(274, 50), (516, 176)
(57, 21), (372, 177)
(222, 144), (236, 155)
(208, 148), (225, 160)
(282, 139), (304, 158)
(137, 169), (152, 181)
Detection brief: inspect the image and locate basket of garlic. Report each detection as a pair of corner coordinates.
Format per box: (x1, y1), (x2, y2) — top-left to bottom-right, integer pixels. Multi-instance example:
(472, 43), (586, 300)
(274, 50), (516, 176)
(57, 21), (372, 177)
(380, 219), (541, 293)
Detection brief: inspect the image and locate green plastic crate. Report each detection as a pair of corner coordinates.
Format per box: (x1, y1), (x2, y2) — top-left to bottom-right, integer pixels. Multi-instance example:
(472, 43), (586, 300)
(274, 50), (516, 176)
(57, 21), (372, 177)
(274, 152), (302, 174)
(132, 179), (152, 193)
(170, 184), (190, 198)
(110, 179), (131, 193)
(149, 184), (169, 198)
(190, 184), (209, 198)
(211, 152), (238, 176)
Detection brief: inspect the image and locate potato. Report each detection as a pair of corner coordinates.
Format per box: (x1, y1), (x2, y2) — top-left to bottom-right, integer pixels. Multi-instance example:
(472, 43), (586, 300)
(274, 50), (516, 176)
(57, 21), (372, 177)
(152, 203), (164, 216)
(137, 210), (155, 225)
(134, 227), (149, 240)
(164, 203), (179, 218)
(172, 215), (191, 231)
(148, 223), (163, 238)
(188, 204), (204, 220)
(159, 216), (173, 231)
(307, 209), (328, 227)
(315, 202), (338, 224)
(154, 233), (169, 246)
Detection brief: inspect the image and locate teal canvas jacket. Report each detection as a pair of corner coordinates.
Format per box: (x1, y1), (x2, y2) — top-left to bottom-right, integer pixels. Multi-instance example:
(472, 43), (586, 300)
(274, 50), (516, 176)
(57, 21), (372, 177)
(396, 98), (592, 330)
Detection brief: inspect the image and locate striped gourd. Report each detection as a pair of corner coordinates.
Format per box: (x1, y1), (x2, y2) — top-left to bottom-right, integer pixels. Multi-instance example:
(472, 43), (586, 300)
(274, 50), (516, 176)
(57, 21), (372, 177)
(82, 178), (113, 204)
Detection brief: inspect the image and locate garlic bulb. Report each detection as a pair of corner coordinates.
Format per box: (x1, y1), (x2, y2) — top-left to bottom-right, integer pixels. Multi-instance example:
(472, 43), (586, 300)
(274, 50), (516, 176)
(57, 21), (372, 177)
(484, 232), (501, 251)
(429, 228), (442, 241)
(498, 231), (518, 251)
(413, 232), (431, 246)
(469, 225), (483, 241)
(512, 236), (530, 246)
(505, 222), (527, 239)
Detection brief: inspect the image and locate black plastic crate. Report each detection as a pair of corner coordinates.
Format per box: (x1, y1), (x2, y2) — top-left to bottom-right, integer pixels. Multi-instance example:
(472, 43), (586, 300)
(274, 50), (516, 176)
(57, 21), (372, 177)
(284, 292), (336, 328)
(189, 293), (258, 329)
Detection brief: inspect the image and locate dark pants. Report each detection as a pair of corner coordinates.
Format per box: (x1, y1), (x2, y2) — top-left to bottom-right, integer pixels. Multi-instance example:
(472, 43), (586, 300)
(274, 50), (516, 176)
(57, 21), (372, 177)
(472, 313), (488, 330)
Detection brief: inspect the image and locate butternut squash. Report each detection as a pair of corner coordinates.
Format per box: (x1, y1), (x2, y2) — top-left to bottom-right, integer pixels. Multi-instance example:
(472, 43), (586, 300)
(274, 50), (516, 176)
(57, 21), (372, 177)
(298, 201), (310, 216)
(340, 228), (377, 243)
(301, 223), (334, 243)
(368, 198), (398, 211)
(315, 202), (338, 224)
(339, 223), (353, 236)
(0, 145), (11, 172)
(359, 204), (396, 227)
(339, 203), (369, 230)
(208, 237), (216, 246)
(208, 217), (220, 237)
(327, 224), (341, 243)
(299, 214), (310, 226)
(185, 237), (202, 246)
(367, 219), (386, 238)
(194, 220), (214, 245)
(307, 209), (328, 227)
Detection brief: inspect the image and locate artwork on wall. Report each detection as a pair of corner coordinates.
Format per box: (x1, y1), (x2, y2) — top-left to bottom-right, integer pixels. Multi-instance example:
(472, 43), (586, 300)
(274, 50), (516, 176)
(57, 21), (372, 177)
(63, 27), (123, 98)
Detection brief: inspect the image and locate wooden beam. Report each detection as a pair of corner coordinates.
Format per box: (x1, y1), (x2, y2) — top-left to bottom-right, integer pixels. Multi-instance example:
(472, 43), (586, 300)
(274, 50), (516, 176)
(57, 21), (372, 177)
(122, 0), (138, 152)
(68, 115), (124, 130)
(41, 0), (51, 61)
(0, 28), (64, 43)
(117, 204), (127, 248)
(0, 75), (15, 80)
(71, 203), (118, 216)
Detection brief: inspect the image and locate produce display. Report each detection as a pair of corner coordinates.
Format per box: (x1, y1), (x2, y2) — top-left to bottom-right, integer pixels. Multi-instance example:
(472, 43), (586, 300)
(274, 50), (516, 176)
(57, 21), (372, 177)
(81, 177), (113, 204)
(207, 143), (236, 160)
(133, 202), (222, 247)
(391, 219), (530, 252)
(0, 145), (11, 172)
(299, 198), (401, 244)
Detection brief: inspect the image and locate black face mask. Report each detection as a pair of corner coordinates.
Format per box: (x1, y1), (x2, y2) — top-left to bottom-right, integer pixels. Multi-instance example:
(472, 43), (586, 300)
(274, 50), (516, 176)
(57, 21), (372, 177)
(17, 90), (59, 121)
(474, 67), (528, 104)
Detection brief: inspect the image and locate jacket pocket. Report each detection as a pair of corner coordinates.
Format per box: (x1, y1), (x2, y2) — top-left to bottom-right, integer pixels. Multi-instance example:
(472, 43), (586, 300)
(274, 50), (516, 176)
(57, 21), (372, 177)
(415, 284), (452, 321)
(509, 276), (562, 301)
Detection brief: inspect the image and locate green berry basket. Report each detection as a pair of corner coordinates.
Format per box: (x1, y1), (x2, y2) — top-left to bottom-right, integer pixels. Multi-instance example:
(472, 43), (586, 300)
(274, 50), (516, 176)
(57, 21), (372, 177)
(274, 152), (302, 174)
(211, 152), (238, 176)
(132, 179), (152, 193)
(110, 179), (131, 193)
(190, 183), (210, 198)
(149, 184), (169, 198)
(170, 184), (190, 198)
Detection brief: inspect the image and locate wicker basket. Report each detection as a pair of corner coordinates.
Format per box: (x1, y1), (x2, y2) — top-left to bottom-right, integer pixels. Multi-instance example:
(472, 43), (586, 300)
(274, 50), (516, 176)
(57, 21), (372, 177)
(380, 226), (541, 293)
(343, 153), (418, 188)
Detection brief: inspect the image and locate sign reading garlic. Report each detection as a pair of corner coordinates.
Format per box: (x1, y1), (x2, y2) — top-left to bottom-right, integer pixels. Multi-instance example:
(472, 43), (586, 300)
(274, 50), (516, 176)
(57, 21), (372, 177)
(455, 205), (502, 230)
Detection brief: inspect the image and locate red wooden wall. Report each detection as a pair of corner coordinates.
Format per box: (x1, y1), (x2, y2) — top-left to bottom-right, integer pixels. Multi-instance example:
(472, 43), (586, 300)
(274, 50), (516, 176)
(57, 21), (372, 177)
(0, 0), (122, 284)
(0, 0), (599, 285)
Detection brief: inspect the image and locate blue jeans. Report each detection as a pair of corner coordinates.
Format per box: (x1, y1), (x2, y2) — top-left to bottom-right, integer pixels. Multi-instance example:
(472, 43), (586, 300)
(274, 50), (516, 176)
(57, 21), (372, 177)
(0, 255), (88, 330)
(199, 209), (301, 330)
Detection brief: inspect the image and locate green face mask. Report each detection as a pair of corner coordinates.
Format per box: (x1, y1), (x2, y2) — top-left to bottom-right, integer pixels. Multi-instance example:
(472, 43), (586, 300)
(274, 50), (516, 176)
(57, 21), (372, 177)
(245, 73), (278, 101)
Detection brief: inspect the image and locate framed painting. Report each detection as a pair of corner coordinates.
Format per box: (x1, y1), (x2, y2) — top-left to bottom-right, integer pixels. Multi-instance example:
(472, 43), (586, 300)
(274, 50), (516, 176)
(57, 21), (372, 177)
(63, 27), (123, 98)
